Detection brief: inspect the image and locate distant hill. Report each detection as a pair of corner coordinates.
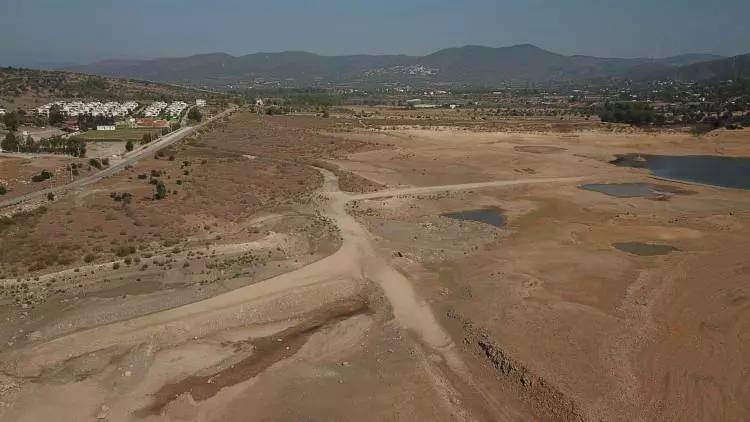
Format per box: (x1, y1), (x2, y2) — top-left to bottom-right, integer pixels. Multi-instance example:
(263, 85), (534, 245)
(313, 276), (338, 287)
(68, 52), (418, 87)
(664, 54), (750, 81)
(65, 45), (732, 87)
(0, 67), (224, 110)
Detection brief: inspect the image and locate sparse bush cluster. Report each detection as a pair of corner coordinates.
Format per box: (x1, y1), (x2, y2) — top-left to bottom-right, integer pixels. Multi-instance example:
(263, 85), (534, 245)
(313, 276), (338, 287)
(109, 192), (133, 203)
(31, 170), (53, 183)
(112, 245), (136, 257)
(67, 162), (82, 176)
(88, 158), (109, 170)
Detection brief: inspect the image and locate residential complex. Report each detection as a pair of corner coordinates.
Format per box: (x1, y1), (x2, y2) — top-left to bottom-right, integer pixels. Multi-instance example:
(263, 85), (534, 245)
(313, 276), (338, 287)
(36, 101), (138, 118)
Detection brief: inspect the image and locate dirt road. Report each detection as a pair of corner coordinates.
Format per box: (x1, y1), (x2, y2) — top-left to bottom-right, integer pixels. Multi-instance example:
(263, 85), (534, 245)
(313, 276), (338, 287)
(0, 168), (582, 421)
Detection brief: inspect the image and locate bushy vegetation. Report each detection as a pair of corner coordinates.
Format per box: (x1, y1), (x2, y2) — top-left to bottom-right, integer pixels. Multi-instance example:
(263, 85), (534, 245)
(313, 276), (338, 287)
(154, 180), (167, 200)
(89, 158), (103, 169)
(0, 66), (225, 103)
(265, 105), (289, 115)
(187, 108), (202, 122)
(598, 102), (661, 126)
(31, 170), (53, 182)
(1, 132), (86, 156)
(77, 115), (115, 131)
(3, 111), (19, 131)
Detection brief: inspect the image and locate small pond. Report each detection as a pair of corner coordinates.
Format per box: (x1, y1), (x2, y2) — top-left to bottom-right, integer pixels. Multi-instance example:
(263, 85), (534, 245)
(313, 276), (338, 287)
(613, 242), (678, 256)
(441, 208), (506, 227)
(580, 183), (695, 199)
(610, 154), (750, 190)
(514, 146), (567, 154)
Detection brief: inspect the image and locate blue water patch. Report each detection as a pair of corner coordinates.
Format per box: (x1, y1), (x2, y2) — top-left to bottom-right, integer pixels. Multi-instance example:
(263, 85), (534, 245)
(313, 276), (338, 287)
(580, 183), (694, 198)
(441, 208), (506, 227)
(610, 154), (750, 190)
(613, 242), (678, 256)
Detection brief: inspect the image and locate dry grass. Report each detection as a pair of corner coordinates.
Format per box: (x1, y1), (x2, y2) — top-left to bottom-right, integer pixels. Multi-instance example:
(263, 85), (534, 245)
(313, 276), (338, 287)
(0, 111), (380, 275)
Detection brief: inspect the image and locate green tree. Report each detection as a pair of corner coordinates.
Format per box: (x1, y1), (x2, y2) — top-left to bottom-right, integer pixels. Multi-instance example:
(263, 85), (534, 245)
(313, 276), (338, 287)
(25, 135), (37, 153)
(89, 158), (102, 169)
(2, 132), (18, 152)
(187, 108), (202, 122)
(48, 105), (65, 125)
(125, 140), (134, 152)
(3, 111), (19, 132)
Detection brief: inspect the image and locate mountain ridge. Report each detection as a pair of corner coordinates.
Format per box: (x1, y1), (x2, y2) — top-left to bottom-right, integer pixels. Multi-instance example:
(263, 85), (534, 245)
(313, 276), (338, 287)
(64, 44), (739, 87)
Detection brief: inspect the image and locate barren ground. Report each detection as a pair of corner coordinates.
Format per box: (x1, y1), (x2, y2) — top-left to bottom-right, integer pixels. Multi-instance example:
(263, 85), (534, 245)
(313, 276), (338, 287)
(1, 109), (749, 421)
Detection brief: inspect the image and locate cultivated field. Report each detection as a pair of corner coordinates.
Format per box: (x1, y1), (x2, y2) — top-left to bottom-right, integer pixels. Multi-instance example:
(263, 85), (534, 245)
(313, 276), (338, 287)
(78, 128), (165, 142)
(0, 108), (748, 421)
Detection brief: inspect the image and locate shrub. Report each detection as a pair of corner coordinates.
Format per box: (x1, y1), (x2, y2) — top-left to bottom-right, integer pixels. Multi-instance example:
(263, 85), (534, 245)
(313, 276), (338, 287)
(154, 180), (167, 200)
(31, 170), (53, 182)
(89, 158), (102, 170)
(0, 185), (6, 195)
(125, 140), (134, 152)
(113, 245), (136, 257)
(188, 108), (202, 122)
(47, 192), (55, 201)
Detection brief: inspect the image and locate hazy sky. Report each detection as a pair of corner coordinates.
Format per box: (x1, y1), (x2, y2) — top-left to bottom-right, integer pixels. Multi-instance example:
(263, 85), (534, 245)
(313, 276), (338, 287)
(2, 0), (749, 66)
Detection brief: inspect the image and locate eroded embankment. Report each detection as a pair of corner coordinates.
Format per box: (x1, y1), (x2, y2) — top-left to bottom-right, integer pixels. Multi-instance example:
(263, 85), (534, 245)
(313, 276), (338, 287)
(136, 297), (370, 417)
(450, 308), (586, 422)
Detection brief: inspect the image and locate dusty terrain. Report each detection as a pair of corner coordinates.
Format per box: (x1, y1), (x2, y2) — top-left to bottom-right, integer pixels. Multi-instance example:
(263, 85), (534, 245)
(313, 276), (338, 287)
(1, 109), (749, 421)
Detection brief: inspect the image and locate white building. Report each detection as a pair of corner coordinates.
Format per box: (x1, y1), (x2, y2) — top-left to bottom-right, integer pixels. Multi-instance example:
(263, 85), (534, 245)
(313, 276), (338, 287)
(96, 125), (116, 131)
(144, 101), (168, 117)
(0, 107), (6, 115)
(196, 99), (207, 107)
(36, 101), (139, 118)
(165, 101), (188, 117)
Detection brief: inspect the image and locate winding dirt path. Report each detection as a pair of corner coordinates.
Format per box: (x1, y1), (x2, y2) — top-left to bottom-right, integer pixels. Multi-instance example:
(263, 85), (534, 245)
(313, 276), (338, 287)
(1, 170), (583, 419)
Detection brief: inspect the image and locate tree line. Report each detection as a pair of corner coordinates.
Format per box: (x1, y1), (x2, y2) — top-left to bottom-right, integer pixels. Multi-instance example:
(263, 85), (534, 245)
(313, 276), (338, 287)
(2, 133), (86, 157)
(598, 102), (662, 126)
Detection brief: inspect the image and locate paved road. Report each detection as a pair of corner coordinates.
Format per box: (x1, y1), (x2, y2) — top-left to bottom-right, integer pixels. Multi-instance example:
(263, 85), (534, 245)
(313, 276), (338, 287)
(0, 107), (235, 210)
